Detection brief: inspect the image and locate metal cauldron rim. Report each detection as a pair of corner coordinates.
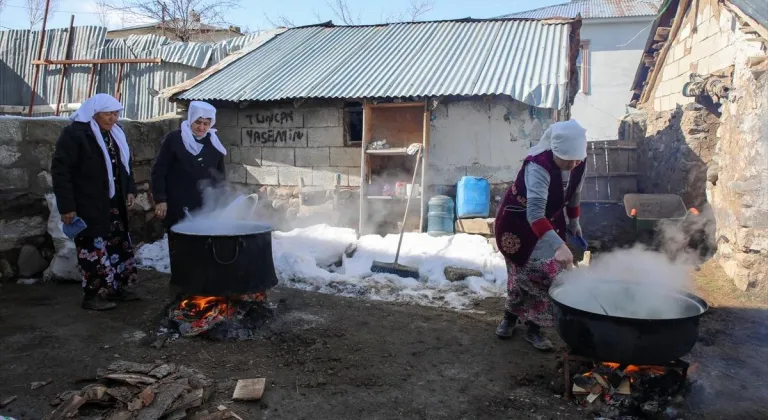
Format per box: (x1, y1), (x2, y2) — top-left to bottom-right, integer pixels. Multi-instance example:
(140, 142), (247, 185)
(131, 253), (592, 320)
(549, 281), (709, 322)
(171, 221), (274, 237)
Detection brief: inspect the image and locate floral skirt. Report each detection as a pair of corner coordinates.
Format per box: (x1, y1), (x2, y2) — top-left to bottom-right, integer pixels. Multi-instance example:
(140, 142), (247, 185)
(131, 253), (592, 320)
(75, 207), (138, 296)
(504, 258), (563, 327)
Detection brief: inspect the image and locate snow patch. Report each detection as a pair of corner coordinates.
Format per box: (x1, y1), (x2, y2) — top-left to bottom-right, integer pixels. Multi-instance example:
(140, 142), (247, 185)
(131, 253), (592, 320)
(136, 224), (507, 310)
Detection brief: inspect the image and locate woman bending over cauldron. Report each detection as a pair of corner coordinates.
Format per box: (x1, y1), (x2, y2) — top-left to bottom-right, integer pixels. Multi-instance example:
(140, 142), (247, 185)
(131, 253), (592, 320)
(151, 101), (227, 230)
(51, 93), (139, 311)
(494, 120), (588, 351)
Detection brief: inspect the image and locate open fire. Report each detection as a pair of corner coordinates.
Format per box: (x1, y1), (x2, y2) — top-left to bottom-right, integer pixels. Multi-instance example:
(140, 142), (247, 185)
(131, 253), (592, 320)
(564, 355), (690, 419)
(162, 292), (275, 341)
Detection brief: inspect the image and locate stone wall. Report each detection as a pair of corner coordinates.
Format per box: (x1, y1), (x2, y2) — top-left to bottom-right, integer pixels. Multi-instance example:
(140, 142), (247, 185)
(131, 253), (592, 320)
(0, 115), (179, 280)
(636, 0), (768, 290)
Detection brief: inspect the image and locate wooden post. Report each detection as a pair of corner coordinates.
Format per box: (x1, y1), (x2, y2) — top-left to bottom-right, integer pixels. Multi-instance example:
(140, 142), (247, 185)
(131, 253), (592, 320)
(27, 0), (52, 116)
(359, 100), (373, 236)
(420, 100), (431, 232)
(87, 65), (97, 98)
(115, 63), (125, 101)
(55, 15), (76, 116)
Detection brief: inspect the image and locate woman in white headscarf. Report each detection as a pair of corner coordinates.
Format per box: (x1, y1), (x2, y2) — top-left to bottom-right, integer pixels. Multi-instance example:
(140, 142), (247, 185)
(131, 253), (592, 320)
(493, 120), (589, 350)
(51, 93), (139, 311)
(151, 101), (227, 230)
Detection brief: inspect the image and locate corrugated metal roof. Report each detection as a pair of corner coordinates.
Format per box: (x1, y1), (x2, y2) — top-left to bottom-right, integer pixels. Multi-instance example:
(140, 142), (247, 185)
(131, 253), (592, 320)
(0, 26), (260, 119)
(729, 0), (768, 30)
(175, 19), (577, 109)
(502, 0), (661, 19)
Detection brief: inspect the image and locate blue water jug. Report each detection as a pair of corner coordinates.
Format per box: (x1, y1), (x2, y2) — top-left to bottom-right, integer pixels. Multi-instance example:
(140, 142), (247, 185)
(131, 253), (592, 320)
(456, 176), (490, 218)
(427, 195), (455, 236)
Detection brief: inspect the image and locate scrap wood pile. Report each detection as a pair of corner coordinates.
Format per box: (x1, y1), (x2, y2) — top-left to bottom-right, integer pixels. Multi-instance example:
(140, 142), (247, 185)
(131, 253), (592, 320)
(42, 360), (238, 420)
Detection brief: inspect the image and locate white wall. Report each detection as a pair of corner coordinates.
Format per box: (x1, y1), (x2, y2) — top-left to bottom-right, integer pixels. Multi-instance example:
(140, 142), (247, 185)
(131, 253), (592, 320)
(573, 18), (655, 141)
(429, 97), (553, 184)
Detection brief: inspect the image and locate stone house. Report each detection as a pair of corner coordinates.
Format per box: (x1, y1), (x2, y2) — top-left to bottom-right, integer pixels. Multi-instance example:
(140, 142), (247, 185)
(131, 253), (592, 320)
(164, 18), (583, 234)
(624, 0), (768, 291)
(503, 0), (663, 141)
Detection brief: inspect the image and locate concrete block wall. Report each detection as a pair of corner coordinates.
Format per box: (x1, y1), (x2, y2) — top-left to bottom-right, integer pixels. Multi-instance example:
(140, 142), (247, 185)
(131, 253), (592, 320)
(216, 105), (361, 189)
(0, 115), (178, 268)
(652, 2), (763, 111)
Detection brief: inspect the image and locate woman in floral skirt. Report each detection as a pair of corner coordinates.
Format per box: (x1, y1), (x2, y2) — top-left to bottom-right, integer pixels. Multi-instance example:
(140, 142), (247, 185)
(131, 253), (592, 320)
(494, 120), (588, 350)
(51, 94), (139, 311)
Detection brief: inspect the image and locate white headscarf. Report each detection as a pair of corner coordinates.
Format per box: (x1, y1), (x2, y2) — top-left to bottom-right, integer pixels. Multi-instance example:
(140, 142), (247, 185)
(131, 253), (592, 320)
(180, 101), (227, 156)
(70, 93), (130, 198)
(528, 119), (588, 161)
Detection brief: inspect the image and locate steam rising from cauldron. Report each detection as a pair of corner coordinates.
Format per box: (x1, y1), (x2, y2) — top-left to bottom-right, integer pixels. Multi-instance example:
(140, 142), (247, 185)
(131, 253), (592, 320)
(553, 246), (701, 320)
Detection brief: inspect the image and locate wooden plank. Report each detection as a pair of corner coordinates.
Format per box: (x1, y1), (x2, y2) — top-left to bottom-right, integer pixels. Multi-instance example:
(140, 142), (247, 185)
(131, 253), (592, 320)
(32, 58), (161, 65)
(359, 100), (372, 235)
(366, 148), (408, 156)
(642, 0), (691, 104)
(0, 103), (81, 113)
(369, 102), (424, 109)
(420, 103), (430, 232)
(232, 378), (266, 401)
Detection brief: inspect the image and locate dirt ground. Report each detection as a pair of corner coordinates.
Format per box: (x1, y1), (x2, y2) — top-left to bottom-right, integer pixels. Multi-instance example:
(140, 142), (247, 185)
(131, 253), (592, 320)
(0, 261), (766, 420)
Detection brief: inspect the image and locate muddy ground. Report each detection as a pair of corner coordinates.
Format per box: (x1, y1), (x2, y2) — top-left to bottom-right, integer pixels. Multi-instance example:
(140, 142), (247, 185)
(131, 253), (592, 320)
(0, 262), (766, 420)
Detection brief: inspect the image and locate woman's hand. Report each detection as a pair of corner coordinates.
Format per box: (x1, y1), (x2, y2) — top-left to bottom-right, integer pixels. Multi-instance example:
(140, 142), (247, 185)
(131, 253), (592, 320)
(155, 203), (168, 220)
(568, 218), (582, 237)
(126, 194), (136, 208)
(61, 212), (76, 224)
(554, 243), (574, 268)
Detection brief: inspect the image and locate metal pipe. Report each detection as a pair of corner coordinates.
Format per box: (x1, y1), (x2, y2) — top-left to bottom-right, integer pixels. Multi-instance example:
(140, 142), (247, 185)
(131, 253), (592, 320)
(27, 0), (52, 117)
(32, 58), (162, 65)
(55, 15), (76, 116)
(115, 63), (125, 101)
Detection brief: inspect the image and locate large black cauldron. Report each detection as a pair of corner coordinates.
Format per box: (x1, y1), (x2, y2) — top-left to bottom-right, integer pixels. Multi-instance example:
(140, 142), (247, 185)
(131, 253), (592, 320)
(169, 221), (279, 296)
(549, 281), (708, 365)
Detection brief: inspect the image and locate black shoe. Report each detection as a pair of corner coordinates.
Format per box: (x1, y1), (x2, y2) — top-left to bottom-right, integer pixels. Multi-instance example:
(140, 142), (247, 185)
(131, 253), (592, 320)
(524, 330), (553, 351)
(82, 296), (117, 311)
(106, 289), (140, 302)
(496, 318), (515, 339)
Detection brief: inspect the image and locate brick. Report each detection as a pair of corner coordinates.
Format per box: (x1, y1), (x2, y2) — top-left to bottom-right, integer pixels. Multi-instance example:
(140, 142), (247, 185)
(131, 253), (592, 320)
(245, 165), (278, 185)
(0, 168), (29, 190)
(229, 146), (243, 164)
(216, 126), (241, 146)
(307, 126), (344, 147)
(133, 165), (151, 184)
(239, 147), (262, 166)
(241, 128), (308, 148)
(349, 168), (361, 187)
(262, 148), (295, 166)
(216, 109), (238, 127)
(662, 63), (677, 82)
(304, 107), (342, 128)
(239, 109), (304, 128)
(26, 119), (69, 145)
(226, 164), (247, 184)
(0, 118), (24, 145)
(312, 167), (347, 187)
(654, 97), (662, 111)
(329, 147), (361, 167)
(278, 166), (313, 186)
(455, 218), (494, 236)
(296, 148), (330, 167)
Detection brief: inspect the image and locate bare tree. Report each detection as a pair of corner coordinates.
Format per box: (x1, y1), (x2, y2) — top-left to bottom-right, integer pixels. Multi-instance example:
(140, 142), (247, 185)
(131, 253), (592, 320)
(264, 13), (295, 28)
(116, 0), (241, 42)
(385, 0), (434, 23)
(94, 0), (112, 28)
(324, 0), (361, 25)
(0, 0), (6, 15)
(26, 0), (59, 29)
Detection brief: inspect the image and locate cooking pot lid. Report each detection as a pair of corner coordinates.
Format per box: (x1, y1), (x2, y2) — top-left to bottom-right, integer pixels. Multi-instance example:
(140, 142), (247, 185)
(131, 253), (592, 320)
(171, 220), (273, 236)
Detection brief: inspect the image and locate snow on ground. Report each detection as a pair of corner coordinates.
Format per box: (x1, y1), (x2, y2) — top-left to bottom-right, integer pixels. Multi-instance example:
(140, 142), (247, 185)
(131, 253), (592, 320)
(135, 224), (507, 310)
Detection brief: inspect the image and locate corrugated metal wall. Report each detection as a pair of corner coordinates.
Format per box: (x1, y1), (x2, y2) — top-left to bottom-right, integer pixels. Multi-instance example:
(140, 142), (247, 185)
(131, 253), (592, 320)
(0, 26), (261, 120)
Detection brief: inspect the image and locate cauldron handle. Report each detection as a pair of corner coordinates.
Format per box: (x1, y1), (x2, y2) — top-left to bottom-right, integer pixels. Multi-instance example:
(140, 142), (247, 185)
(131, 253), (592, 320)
(208, 238), (245, 265)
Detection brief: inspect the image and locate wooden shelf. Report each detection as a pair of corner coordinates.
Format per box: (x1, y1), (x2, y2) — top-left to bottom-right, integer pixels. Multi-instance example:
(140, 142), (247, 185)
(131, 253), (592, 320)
(366, 195), (422, 200)
(365, 148), (409, 156)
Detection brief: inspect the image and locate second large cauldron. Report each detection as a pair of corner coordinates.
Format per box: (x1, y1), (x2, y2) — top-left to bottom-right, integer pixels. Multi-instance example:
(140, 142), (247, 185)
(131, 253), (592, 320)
(169, 221), (279, 296)
(549, 281), (708, 365)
